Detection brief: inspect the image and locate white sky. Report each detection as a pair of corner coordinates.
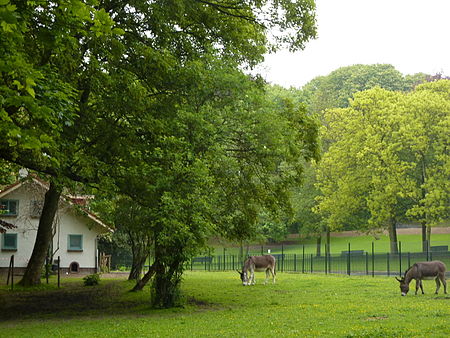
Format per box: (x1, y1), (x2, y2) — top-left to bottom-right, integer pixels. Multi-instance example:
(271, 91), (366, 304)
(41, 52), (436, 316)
(258, 0), (450, 88)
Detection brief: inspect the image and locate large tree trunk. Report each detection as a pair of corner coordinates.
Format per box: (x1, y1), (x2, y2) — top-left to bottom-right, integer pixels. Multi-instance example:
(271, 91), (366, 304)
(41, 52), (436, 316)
(127, 232), (151, 281)
(128, 250), (149, 281)
(316, 235), (321, 257)
(421, 220), (427, 252)
(131, 263), (156, 291)
(151, 260), (183, 308)
(150, 242), (184, 308)
(420, 156), (428, 252)
(326, 227), (331, 251)
(388, 219), (398, 254)
(19, 180), (62, 286)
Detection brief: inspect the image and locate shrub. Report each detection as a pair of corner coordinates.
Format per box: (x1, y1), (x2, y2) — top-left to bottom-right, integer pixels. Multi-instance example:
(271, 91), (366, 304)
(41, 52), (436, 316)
(83, 273), (101, 286)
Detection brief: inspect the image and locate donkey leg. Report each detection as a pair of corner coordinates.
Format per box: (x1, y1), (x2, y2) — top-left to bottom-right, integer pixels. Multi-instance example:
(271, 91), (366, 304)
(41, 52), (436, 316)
(435, 277), (441, 294)
(272, 267), (276, 284)
(441, 275), (447, 294)
(251, 270), (256, 285)
(264, 269), (269, 285)
(419, 280), (424, 294)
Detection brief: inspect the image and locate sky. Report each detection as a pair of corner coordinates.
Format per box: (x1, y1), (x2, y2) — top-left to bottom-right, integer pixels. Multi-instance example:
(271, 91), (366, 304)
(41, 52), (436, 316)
(258, 0), (450, 88)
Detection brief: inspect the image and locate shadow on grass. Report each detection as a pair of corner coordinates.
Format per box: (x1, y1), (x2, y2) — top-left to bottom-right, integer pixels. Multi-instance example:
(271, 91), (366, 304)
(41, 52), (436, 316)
(0, 279), (154, 322)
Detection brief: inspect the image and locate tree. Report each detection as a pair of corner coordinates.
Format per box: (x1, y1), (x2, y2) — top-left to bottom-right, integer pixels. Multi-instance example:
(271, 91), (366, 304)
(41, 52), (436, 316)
(295, 65), (433, 242)
(1, 0), (318, 294)
(315, 88), (414, 253)
(116, 60), (320, 306)
(299, 64), (419, 116)
(399, 80), (450, 249)
(315, 82), (450, 253)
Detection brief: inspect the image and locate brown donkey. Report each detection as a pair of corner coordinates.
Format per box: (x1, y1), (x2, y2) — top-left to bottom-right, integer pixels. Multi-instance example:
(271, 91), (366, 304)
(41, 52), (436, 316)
(396, 260), (447, 296)
(237, 255), (276, 286)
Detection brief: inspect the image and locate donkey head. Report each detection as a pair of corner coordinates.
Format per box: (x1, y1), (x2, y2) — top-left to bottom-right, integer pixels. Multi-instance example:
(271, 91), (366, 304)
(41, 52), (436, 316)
(396, 277), (409, 296)
(236, 270), (248, 286)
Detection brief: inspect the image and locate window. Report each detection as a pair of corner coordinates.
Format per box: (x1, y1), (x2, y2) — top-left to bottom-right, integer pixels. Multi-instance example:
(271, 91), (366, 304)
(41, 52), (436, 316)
(0, 199), (19, 216)
(68, 234), (83, 251)
(30, 200), (43, 218)
(2, 233), (18, 251)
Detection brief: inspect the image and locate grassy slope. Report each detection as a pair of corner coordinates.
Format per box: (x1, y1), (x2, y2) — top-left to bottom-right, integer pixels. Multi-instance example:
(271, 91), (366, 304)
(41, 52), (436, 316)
(1, 272), (449, 337)
(211, 233), (450, 255)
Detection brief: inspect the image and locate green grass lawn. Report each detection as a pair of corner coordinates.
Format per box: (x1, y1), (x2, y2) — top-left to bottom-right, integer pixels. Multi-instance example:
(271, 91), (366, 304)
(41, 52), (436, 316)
(209, 233), (450, 256)
(1, 271), (449, 337)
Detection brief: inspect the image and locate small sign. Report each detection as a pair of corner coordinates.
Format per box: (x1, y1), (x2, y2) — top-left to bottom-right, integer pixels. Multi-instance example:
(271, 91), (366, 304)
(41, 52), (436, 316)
(268, 249), (271, 254)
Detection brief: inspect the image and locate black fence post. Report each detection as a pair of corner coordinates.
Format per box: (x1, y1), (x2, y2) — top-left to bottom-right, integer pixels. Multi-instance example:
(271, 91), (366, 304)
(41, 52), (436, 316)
(208, 248), (211, 271)
(310, 254), (313, 273)
(328, 243), (332, 274)
(302, 245), (305, 273)
(11, 255), (14, 291)
(399, 241), (402, 277)
(294, 254), (297, 272)
(325, 244), (328, 275)
(281, 244), (284, 273)
(365, 252), (369, 275)
(387, 253), (390, 277)
(57, 256), (61, 288)
(426, 240), (429, 261)
(261, 245), (263, 256)
(371, 242), (375, 277)
(7, 255), (14, 290)
(45, 255), (49, 284)
(347, 243), (351, 276)
(223, 248), (226, 271)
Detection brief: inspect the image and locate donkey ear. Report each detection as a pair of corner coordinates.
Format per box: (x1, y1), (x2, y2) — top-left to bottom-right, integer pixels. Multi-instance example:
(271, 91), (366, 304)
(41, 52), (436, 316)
(395, 277), (402, 282)
(236, 269), (241, 275)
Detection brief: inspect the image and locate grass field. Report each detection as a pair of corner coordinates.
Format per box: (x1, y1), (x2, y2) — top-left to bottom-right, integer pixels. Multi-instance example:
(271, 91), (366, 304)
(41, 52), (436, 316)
(1, 271), (449, 337)
(210, 233), (450, 256)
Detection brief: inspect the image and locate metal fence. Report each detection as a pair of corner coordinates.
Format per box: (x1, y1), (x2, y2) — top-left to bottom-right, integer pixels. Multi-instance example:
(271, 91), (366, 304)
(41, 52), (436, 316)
(188, 242), (450, 277)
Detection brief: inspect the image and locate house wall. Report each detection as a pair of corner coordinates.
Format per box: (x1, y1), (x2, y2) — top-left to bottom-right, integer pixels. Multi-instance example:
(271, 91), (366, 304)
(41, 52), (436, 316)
(0, 182), (103, 274)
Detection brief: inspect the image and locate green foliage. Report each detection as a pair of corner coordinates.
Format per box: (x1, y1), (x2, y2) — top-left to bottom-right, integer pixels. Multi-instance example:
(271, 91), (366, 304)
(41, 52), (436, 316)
(83, 273), (101, 286)
(314, 81), (450, 249)
(0, 0), (319, 299)
(299, 64), (425, 116)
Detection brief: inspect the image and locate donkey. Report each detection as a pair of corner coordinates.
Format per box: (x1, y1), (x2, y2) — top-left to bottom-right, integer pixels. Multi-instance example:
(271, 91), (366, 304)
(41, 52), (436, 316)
(237, 255), (276, 286)
(395, 260), (447, 296)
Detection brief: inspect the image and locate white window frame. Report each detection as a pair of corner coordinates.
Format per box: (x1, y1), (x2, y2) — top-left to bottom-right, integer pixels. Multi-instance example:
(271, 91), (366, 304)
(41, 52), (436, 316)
(68, 234), (83, 251)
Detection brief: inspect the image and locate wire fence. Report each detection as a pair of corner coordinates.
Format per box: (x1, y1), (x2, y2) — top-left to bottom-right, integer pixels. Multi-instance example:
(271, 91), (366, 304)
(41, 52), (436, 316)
(188, 241), (450, 277)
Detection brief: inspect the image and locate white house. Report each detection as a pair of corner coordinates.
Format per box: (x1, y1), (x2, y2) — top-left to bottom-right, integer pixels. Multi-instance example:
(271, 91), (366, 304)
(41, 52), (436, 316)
(0, 177), (112, 275)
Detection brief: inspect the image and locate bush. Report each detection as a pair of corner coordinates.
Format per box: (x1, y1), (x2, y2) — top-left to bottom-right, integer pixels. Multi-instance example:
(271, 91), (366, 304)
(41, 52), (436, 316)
(83, 273), (101, 286)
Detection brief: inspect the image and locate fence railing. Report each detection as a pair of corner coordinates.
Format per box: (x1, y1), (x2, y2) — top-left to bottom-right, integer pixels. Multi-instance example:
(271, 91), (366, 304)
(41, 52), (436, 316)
(188, 241), (450, 277)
